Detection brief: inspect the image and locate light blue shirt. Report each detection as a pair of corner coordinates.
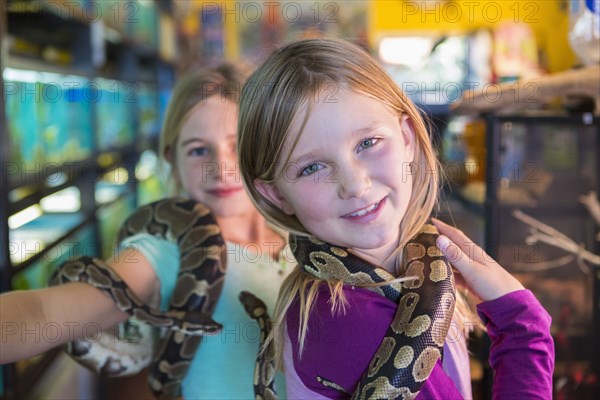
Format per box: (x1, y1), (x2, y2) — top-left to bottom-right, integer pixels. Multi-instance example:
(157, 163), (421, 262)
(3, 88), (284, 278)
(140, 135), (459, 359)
(120, 234), (293, 399)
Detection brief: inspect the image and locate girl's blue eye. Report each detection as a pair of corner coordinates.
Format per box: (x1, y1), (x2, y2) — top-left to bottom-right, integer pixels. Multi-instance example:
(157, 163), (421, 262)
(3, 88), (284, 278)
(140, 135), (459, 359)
(358, 138), (378, 151)
(189, 147), (209, 157)
(300, 163), (325, 176)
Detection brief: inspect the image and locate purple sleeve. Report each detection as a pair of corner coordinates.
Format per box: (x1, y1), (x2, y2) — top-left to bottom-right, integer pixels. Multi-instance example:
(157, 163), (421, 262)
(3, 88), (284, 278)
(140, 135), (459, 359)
(477, 290), (554, 400)
(286, 285), (462, 399)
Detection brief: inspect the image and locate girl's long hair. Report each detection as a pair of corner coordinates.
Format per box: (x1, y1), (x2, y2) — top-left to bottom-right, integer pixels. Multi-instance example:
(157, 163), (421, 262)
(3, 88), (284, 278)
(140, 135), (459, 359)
(238, 38), (474, 368)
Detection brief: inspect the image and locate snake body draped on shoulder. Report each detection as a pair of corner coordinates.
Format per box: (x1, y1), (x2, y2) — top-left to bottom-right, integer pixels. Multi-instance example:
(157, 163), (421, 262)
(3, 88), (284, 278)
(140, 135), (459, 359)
(49, 198), (227, 398)
(242, 222), (456, 400)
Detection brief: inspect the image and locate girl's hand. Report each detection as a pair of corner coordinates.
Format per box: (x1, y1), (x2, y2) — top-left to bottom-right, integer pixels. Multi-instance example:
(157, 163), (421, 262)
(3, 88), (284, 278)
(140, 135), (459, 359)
(432, 218), (524, 303)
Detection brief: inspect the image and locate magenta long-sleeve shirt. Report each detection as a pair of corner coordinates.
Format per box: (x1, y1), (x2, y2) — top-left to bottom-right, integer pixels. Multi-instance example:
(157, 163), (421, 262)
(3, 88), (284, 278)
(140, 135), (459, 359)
(284, 288), (554, 399)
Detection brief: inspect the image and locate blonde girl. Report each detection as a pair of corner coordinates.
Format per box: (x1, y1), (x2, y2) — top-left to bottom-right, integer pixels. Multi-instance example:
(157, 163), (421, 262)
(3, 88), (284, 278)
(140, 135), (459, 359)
(1, 63), (291, 399)
(238, 38), (554, 399)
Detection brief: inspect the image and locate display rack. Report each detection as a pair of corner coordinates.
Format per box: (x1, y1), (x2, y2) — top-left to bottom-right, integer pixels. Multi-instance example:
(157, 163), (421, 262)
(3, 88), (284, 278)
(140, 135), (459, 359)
(483, 112), (600, 399)
(0, 1), (176, 398)
(441, 111), (600, 398)
(0, 3), (11, 398)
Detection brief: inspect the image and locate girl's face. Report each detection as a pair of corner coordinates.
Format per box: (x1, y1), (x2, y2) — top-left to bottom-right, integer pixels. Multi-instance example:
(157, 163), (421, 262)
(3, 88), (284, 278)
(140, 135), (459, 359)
(256, 89), (416, 264)
(175, 95), (255, 218)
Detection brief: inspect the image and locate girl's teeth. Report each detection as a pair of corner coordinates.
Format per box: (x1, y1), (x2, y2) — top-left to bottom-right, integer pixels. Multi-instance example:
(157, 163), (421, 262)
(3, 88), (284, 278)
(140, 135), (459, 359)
(350, 202), (378, 217)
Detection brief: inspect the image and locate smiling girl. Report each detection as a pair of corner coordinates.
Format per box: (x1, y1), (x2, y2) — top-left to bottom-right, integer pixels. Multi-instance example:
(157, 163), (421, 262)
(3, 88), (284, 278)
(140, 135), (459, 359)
(237, 38), (554, 399)
(1, 64), (292, 399)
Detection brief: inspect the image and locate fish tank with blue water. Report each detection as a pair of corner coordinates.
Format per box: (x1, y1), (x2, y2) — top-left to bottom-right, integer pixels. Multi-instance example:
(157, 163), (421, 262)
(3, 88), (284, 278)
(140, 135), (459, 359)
(3, 69), (93, 171)
(95, 170), (137, 259)
(137, 83), (160, 139)
(94, 78), (136, 151)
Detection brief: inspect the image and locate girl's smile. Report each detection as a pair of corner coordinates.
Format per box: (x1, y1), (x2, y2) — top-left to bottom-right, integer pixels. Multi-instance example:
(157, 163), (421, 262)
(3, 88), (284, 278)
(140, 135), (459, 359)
(206, 186), (245, 198)
(341, 196), (387, 222)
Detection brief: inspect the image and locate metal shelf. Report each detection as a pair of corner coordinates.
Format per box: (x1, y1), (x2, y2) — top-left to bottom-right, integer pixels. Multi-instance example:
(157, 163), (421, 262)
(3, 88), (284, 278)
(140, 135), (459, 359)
(1, 1), (176, 398)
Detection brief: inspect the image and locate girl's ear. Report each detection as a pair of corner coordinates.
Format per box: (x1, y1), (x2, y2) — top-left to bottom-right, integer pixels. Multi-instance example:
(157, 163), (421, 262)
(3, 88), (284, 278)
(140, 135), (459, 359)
(164, 145), (174, 163)
(253, 179), (295, 215)
(164, 145), (182, 189)
(164, 146), (178, 173)
(399, 115), (416, 163)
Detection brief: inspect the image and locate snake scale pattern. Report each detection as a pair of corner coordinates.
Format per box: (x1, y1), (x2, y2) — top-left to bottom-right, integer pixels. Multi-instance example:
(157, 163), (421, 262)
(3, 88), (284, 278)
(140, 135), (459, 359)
(239, 291), (277, 400)
(246, 223), (456, 400)
(49, 198), (227, 398)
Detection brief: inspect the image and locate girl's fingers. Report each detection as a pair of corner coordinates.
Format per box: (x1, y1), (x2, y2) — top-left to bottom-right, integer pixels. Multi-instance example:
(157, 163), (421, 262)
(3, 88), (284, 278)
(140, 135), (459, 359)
(433, 219), (525, 302)
(432, 218), (489, 265)
(437, 234), (496, 303)
(436, 234), (476, 277)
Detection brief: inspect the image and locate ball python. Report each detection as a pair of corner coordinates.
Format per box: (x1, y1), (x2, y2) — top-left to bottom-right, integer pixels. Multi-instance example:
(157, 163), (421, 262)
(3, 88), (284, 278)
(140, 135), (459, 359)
(49, 198), (227, 398)
(243, 222), (455, 400)
(239, 291), (277, 400)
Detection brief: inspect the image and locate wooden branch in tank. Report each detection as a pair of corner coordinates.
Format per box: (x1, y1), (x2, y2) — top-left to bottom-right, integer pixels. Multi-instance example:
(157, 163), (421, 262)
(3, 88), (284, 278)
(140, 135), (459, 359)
(453, 65), (600, 116)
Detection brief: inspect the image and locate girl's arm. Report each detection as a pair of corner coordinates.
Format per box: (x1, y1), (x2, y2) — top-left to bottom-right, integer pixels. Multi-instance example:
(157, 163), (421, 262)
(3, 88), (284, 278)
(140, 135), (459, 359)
(0, 247), (159, 364)
(477, 289), (554, 400)
(432, 218), (554, 399)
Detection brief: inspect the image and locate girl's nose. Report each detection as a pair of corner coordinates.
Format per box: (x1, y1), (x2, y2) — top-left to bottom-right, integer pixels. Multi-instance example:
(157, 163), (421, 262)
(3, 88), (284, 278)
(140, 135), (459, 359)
(336, 162), (371, 200)
(214, 146), (238, 183)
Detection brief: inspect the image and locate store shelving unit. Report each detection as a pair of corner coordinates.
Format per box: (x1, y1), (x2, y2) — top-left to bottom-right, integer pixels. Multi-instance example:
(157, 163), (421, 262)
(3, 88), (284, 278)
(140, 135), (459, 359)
(443, 111), (600, 399)
(0, 3), (11, 397)
(483, 112), (600, 399)
(0, 1), (176, 398)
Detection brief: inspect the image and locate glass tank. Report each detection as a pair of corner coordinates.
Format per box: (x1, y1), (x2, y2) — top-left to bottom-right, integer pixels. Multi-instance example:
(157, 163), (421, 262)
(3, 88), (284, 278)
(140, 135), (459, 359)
(94, 78), (136, 151)
(3, 69), (93, 171)
(485, 114), (599, 399)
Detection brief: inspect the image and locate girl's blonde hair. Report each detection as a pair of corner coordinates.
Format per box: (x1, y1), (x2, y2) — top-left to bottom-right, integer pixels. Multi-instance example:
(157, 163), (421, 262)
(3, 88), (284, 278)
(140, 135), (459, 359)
(160, 63), (246, 195)
(238, 38), (471, 367)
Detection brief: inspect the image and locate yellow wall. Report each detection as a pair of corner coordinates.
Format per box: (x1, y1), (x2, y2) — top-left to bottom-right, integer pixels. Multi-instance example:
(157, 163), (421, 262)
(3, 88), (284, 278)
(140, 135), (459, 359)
(369, 0), (577, 72)
(180, 0), (239, 60)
